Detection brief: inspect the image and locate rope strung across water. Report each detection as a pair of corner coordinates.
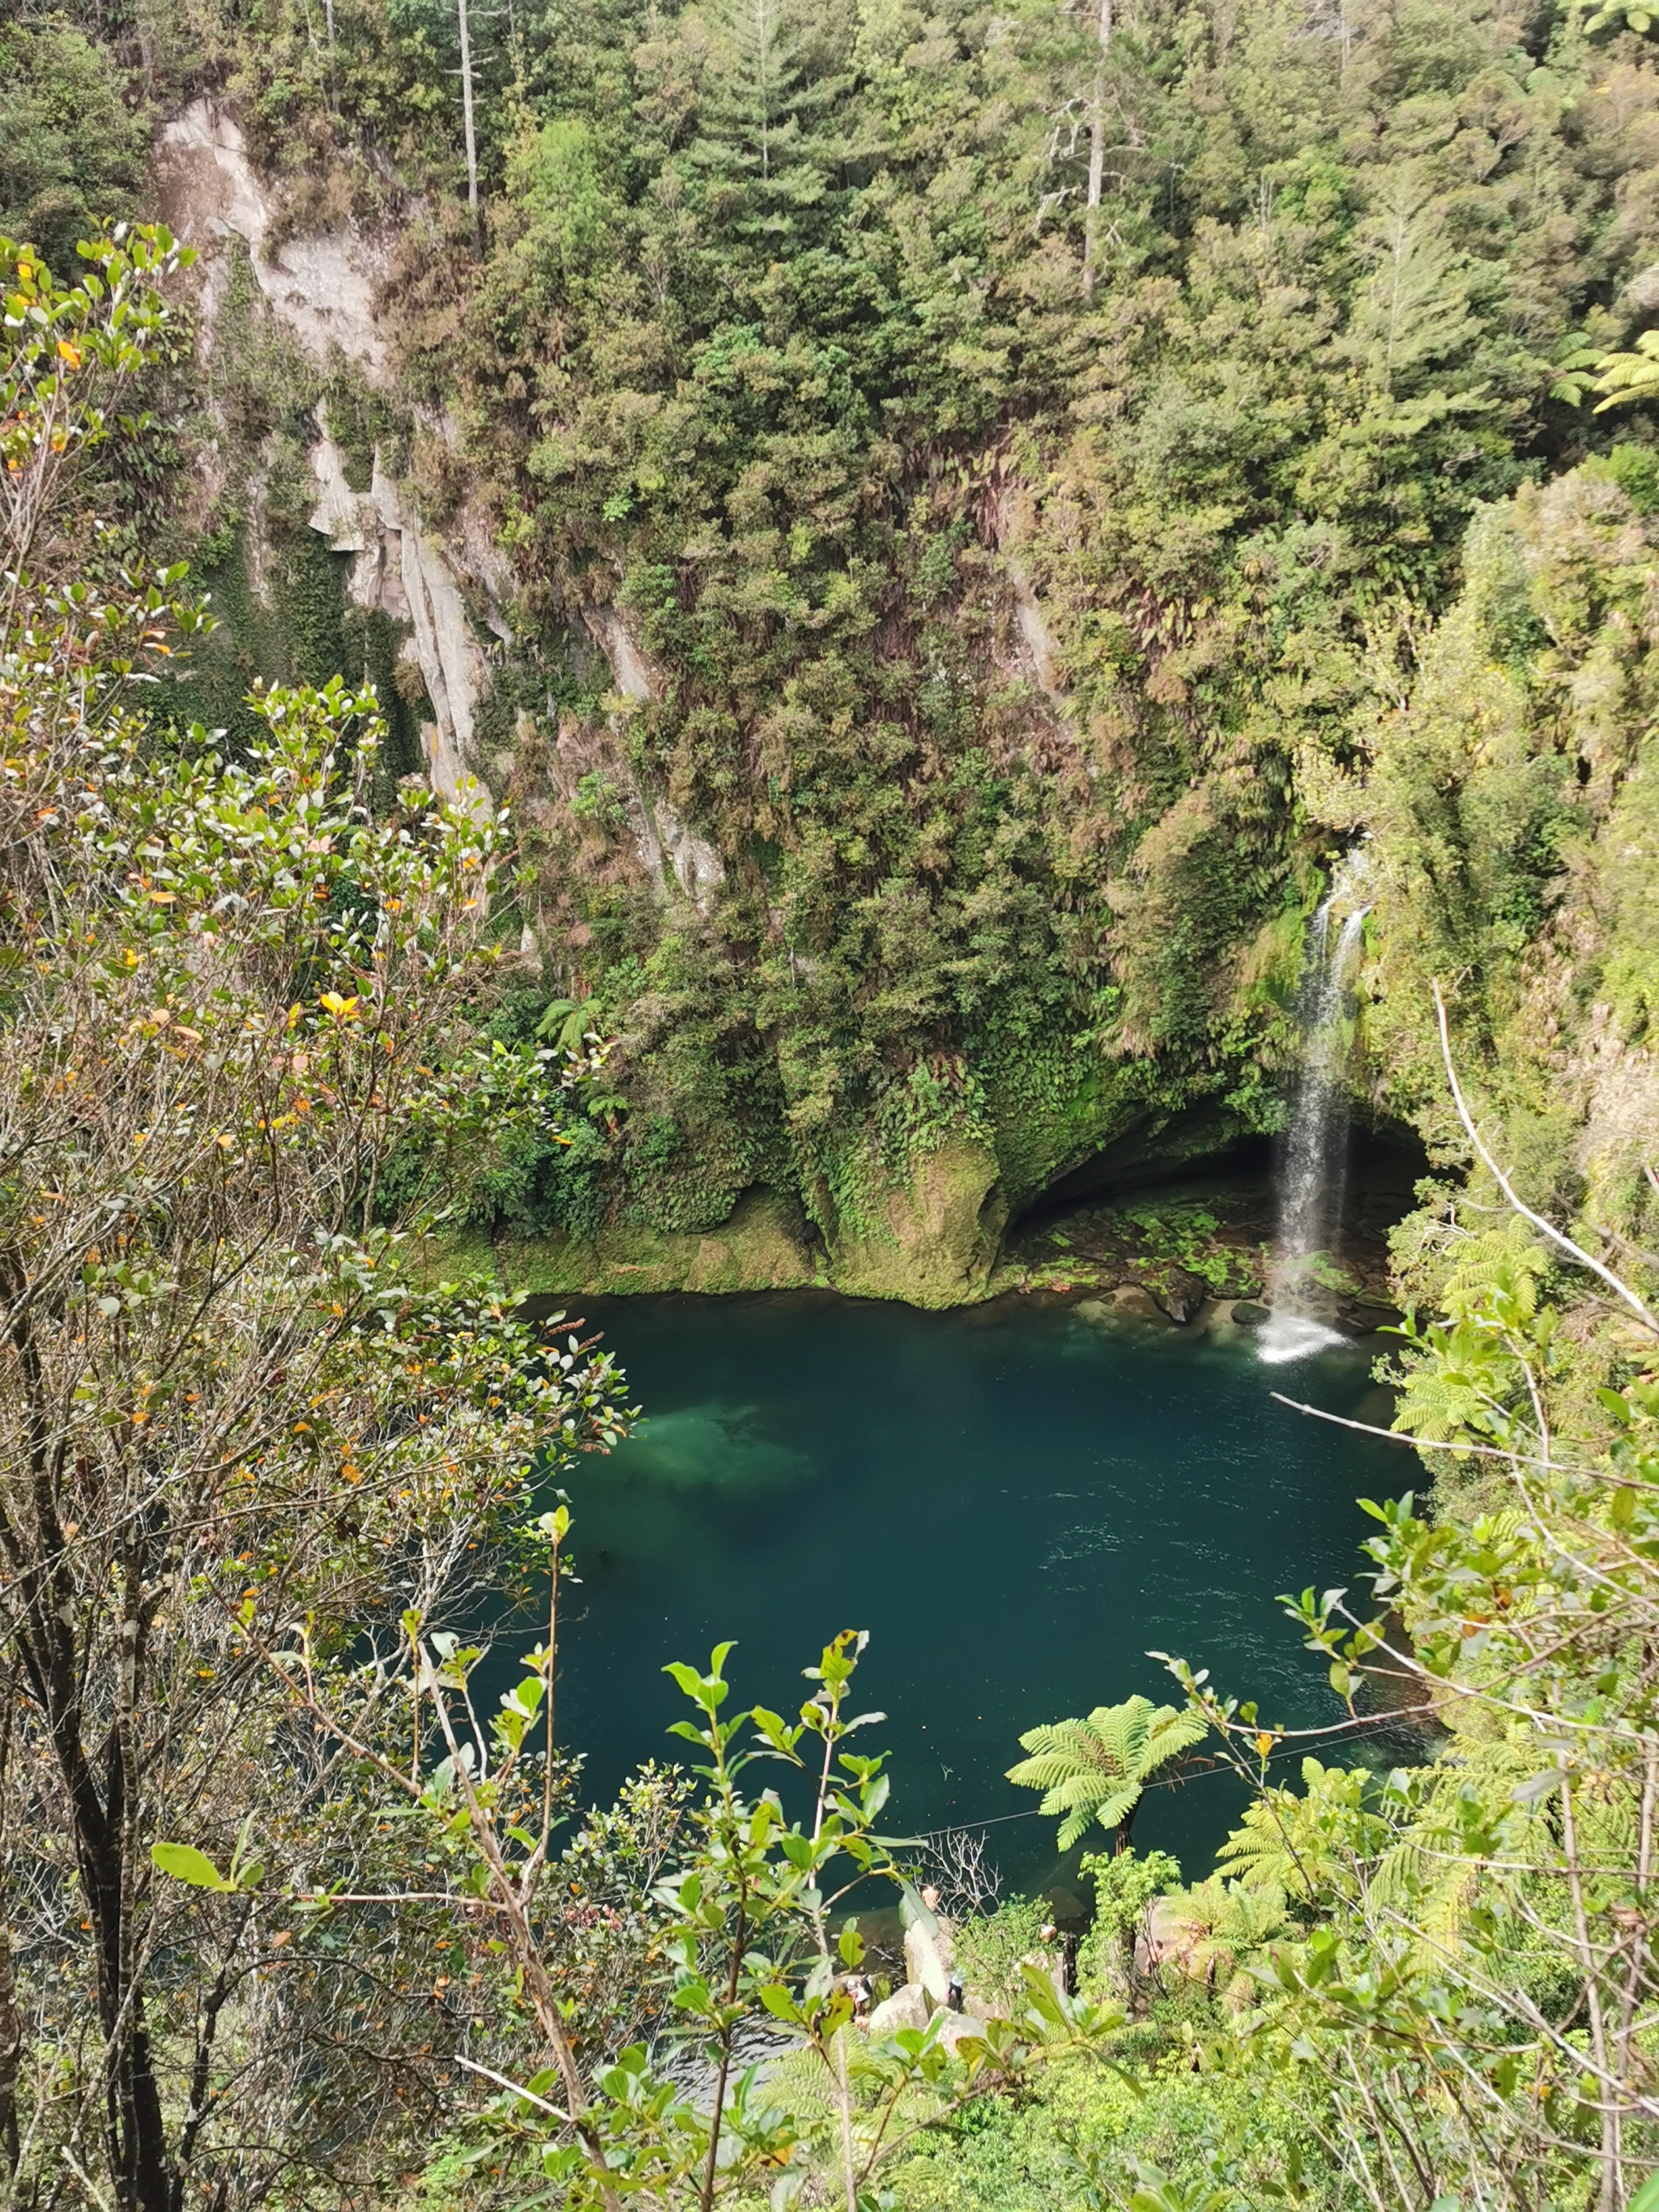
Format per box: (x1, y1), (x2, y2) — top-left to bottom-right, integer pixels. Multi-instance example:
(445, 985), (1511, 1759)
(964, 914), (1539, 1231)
(906, 1710), (1414, 1840)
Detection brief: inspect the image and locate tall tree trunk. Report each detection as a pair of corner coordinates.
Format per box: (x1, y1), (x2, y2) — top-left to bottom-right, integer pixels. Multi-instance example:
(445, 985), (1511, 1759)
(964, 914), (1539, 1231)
(7, 1464), (174, 2212)
(36, 1673), (173, 2212)
(457, 0), (480, 249)
(0, 1924), (19, 2180)
(1082, 0), (1112, 300)
(65, 1699), (171, 2212)
(0, 1703), (20, 2180)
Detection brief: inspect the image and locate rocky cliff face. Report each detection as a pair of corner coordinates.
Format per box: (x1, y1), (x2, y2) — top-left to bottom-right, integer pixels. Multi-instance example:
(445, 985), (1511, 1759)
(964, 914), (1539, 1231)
(146, 101), (1221, 1306)
(155, 82), (1657, 1318)
(41, 0), (1659, 1328)
(156, 101), (501, 813)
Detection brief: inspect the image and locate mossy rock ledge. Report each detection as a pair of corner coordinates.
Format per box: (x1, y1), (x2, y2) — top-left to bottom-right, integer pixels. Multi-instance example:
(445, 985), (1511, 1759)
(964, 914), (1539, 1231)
(420, 1145), (1010, 1306)
(485, 1187), (821, 1299)
(822, 1137), (1006, 1307)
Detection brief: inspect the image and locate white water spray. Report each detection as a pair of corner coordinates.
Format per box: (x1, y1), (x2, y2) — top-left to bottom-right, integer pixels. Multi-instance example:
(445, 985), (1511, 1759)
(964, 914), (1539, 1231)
(1259, 858), (1369, 1366)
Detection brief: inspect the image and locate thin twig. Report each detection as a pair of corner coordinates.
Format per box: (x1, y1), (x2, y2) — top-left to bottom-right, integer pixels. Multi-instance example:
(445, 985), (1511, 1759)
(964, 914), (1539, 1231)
(1434, 981), (1659, 1336)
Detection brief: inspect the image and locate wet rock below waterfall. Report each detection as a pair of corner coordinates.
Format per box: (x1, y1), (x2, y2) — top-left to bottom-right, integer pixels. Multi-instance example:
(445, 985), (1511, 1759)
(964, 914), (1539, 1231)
(1153, 1267), (1211, 1323)
(997, 1163), (1410, 1336)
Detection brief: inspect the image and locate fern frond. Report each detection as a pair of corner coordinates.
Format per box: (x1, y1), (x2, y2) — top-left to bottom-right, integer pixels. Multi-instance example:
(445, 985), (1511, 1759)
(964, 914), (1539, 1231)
(1009, 1697), (1207, 1847)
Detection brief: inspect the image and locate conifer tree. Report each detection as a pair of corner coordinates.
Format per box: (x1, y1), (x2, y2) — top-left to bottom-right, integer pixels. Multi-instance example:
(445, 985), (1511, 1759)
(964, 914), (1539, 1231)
(1346, 173), (1482, 397)
(682, 0), (850, 246)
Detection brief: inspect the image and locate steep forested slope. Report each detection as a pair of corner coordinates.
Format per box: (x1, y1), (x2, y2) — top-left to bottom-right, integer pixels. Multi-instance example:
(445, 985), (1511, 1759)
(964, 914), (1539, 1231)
(395, 0), (1659, 1298)
(19, 0), (1659, 1303)
(1364, 452), (1659, 1297)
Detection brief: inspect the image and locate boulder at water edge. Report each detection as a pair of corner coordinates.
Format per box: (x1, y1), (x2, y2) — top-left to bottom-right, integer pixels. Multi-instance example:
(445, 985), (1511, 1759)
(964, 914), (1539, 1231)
(903, 1918), (954, 2005)
(868, 1982), (932, 2035)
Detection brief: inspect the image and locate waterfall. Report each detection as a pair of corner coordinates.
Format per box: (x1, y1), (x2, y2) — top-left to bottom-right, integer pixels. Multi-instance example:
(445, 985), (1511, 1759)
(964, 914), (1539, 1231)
(1259, 859), (1369, 1366)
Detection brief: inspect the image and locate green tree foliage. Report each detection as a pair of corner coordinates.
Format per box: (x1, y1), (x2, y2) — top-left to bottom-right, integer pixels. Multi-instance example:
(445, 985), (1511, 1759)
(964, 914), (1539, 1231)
(1595, 327), (1659, 411)
(0, 25), (150, 275)
(1007, 1697), (1206, 1852)
(680, 0), (853, 248)
(364, 0), (1659, 1247)
(1152, 1109), (1659, 2205)
(45, 0), (1659, 1258)
(23, 0), (1659, 2194)
(1145, 1877), (1292, 2013)
(1359, 449), (1659, 1281)
(183, 1623), (1131, 2210)
(0, 231), (633, 2212)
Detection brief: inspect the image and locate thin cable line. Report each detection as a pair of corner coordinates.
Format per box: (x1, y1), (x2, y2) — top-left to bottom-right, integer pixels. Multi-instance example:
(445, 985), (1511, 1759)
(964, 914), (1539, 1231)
(906, 1714), (1421, 1840)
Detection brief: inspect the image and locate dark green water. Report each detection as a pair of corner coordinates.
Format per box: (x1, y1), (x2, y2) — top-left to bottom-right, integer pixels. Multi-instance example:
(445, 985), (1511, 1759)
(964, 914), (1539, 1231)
(543, 1292), (1406, 1890)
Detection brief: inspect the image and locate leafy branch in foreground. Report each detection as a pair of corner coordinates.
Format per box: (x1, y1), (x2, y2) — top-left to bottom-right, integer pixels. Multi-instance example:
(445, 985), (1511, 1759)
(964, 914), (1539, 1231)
(1151, 993), (1659, 2211)
(0, 223), (636, 2212)
(1, 223), (189, 582)
(190, 1620), (1131, 2212)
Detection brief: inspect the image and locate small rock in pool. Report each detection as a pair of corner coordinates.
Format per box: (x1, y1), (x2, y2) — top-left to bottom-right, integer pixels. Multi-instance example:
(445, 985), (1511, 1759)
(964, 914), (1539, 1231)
(1230, 1301), (1271, 1327)
(1155, 1266), (1210, 1323)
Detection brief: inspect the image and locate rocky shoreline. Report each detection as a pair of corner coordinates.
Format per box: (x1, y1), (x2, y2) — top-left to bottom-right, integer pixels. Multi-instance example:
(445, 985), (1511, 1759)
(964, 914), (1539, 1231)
(989, 1169), (1408, 1339)
(437, 1161), (1416, 1328)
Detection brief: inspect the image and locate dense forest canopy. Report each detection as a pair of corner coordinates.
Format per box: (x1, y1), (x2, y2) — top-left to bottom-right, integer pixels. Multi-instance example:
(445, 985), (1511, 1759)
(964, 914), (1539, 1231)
(10, 1), (1659, 2210)
(389, 0), (1659, 1275)
(26, 0), (1659, 1295)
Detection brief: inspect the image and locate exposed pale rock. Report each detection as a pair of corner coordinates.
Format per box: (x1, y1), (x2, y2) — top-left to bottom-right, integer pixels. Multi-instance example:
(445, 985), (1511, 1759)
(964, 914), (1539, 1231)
(159, 98), (504, 820)
(303, 426), (492, 818)
(155, 101), (390, 383)
(903, 1920), (953, 2007)
(392, 483), (485, 811)
(655, 795), (726, 906)
(614, 782), (725, 913)
(1572, 1005), (1659, 1228)
(574, 607), (726, 910)
(308, 434), (368, 556)
(583, 604), (655, 704)
(1007, 560), (1071, 719)
(933, 2009), (983, 2055)
(868, 1982), (932, 2036)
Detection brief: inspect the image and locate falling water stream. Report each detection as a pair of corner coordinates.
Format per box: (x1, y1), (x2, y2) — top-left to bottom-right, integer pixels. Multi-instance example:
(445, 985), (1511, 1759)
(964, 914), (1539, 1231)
(1260, 857), (1370, 1366)
(504, 854), (1399, 1887)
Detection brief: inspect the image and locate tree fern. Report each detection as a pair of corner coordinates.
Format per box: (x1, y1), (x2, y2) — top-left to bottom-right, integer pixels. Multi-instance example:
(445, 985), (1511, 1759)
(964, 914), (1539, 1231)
(1156, 1877), (1292, 2010)
(1215, 1758), (1387, 1905)
(1438, 1221), (1549, 1327)
(1007, 1697), (1205, 1852)
(1392, 1224), (1552, 1447)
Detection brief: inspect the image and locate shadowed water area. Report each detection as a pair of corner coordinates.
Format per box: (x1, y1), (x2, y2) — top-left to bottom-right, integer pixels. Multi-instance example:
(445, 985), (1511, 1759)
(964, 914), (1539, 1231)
(535, 1292), (1407, 1890)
